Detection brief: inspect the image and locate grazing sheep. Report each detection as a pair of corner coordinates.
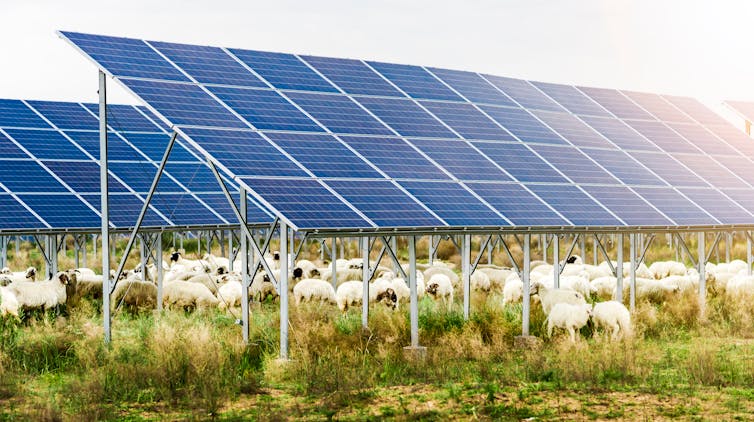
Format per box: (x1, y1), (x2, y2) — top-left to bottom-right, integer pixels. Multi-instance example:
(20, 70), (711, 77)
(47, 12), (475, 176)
(389, 274), (425, 303)
(185, 273), (222, 295)
(590, 276), (617, 299)
(0, 286), (19, 317)
(169, 251), (210, 272)
(370, 277), (399, 310)
(202, 254), (230, 273)
(547, 302), (593, 342)
(502, 276), (523, 305)
(335, 280), (364, 312)
(725, 275), (754, 297)
(320, 267), (362, 286)
(530, 281), (586, 315)
(624, 278), (679, 301)
(425, 274), (453, 309)
(8, 271), (74, 312)
(582, 264), (611, 281)
(111, 280), (158, 312)
(423, 266), (460, 291)
(659, 275), (697, 293)
(649, 261), (687, 279)
(250, 273), (278, 302)
(295, 259), (319, 278)
(478, 267), (512, 294)
(470, 271), (491, 293)
(217, 279), (242, 310)
(591, 301), (631, 340)
(1, 267), (36, 282)
(292, 278), (337, 306)
(559, 273), (596, 298)
(162, 281), (219, 311)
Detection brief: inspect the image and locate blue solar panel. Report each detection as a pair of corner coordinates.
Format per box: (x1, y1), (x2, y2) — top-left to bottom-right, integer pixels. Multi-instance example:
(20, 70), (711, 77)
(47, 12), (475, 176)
(121, 79), (246, 128)
(339, 136), (450, 181)
(581, 185), (672, 226)
(673, 154), (748, 189)
(162, 163), (222, 192)
(721, 189), (754, 220)
(367, 61), (463, 102)
(264, 132), (382, 179)
(151, 193), (227, 226)
(410, 139), (513, 182)
(622, 91), (692, 123)
(194, 193), (273, 225)
(579, 148), (666, 186)
(150, 40), (267, 88)
(531, 82), (611, 117)
(480, 106), (567, 145)
(529, 144), (621, 185)
(624, 120), (699, 154)
(355, 96), (456, 138)
(631, 187), (717, 225)
(666, 122), (740, 156)
(526, 184), (623, 226)
(82, 103), (163, 133)
(327, 179), (443, 227)
(579, 115), (661, 151)
(428, 67), (517, 107)
(628, 151), (708, 187)
(239, 177), (372, 229)
(120, 132), (198, 162)
(705, 123), (754, 156)
(0, 131), (31, 158)
(108, 161), (185, 193)
(43, 161), (130, 193)
(283, 91), (392, 135)
(0, 195), (46, 229)
(81, 194), (168, 228)
(0, 161), (68, 193)
(207, 86), (323, 132)
(420, 101), (515, 141)
(228, 48), (338, 93)
(26, 100), (100, 131)
(466, 182), (570, 226)
(483, 75), (565, 112)
(4, 129), (89, 160)
(64, 130), (140, 159)
(470, 141), (568, 184)
(60, 31), (191, 82)
(713, 156), (754, 186)
(578, 87), (655, 120)
(664, 95), (729, 126)
(398, 181), (507, 226)
(136, 106), (171, 132)
(678, 188), (753, 224)
(301, 55), (405, 97)
(18, 194), (100, 228)
(531, 111), (616, 149)
(0, 100), (50, 129)
(180, 128), (307, 177)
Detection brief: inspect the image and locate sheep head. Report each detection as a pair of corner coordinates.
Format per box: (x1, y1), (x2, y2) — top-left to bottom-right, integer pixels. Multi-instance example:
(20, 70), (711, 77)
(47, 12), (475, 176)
(170, 252), (181, 262)
(310, 268), (321, 278)
(216, 266), (228, 276)
(56, 271), (71, 285)
(375, 288), (397, 310)
(566, 256), (579, 264)
(426, 282), (438, 296)
(272, 251), (280, 261)
(0, 267), (9, 275)
(0, 276), (11, 287)
(529, 281), (542, 296)
(292, 267), (303, 279)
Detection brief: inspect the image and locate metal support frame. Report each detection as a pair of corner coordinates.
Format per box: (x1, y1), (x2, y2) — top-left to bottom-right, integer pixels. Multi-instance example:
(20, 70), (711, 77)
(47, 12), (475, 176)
(704, 232), (723, 264)
(629, 233), (637, 311)
(579, 234), (586, 264)
(279, 222), (289, 360)
(428, 235), (437, 265)
(99, 71), (112, 344)
(497, 235), (521, 274)
(542, 234), (548, 263)
(471, 234), (492, 272)
(293, 232), (310, 261)
(674, 232), (698, 268)
(698, 232), (706, 318)
(240, 192), (250, 343)
(725, 232), (732, 263)
(0, 236), (7, 269)
(747, 231), (753, 276)
(156, 232), (164, 311)
(362, 236), (370, 328)
(558, 235), (579, 275)
(637, 234), (655, 268)
(522, 233), (531, 336)
(380, 236), (408, 279)
(330, 237), (337, 288)
(616, 234), (624, 303)
(462, 234), (471, 319)
(594, 234), (616, 276)
(408, 235), (420, 348)
(552, 234), (560, 288)
(593, 234), (599, 265)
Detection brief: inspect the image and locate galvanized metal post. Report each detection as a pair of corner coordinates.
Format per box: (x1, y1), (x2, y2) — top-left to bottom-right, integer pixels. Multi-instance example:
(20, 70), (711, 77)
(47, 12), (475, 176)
(240, 191), (250, 343)
(748, 232), (753, 276)
(698, 232), (706, 317)
(522, 233), (531, 336)
(340, 235), (345, 259)
(362, 236), (370, 328)
(629, 233), (636, 311)
(616, 234), (624, 302)
(289, 229), (295, 269)
(139, 234), (147, 282)
(487, 237), (493, 265)
(428, 235), (435, 266)
(330, 237), (337, 288)
(227, 231), (234, 271)
(156, 232), (163, 311)
(391, 237), (398, 273)
(462, 234), (471, 319)
(0, 236), (6, 269)
(50, 235), (59, 278)
(725, 232), (731, 263)
(82, 235), (87, 268)
(92, 234), (97, 259)
(553, 234), (560, 288)
(99, 70), (112, 344)
(279, 222), (289, 360)
(541, 234), (546, 263)
(408, 235), (419, 348)
(579, 234), (586, 264)
(593, 235), (598, 265)
(15, 235), (21, 259)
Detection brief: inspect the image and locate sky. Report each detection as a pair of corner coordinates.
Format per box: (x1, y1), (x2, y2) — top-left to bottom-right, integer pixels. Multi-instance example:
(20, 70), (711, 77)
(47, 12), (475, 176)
(2, 0), (754, 116)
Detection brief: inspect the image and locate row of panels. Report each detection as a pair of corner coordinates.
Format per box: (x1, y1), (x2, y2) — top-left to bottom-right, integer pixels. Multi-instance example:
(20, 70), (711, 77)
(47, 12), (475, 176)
(61, 31), (754, 230)
(0, 99), (274, 230)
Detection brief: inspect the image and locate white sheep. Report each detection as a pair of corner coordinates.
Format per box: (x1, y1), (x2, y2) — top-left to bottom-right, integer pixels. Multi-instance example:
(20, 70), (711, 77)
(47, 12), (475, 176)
(591, 301), (631, 340)
(659, 275), (697, 293)
(530, 281), (586, 315)
(8, 271), (73, 312)
(295, 259), (319, 278)
(423, 266), (460, 291)
(590, 276), (617, 299)
(1, 266), (36, 282)
(389, 274), (425, 303)
(0, 286), (19, 317)
(559, 273), (596, 298)
(425, 273), (453, 309)
(111, 280), (158, 311)
(217, 279), (242, 310)
(725, 275), (754, 297)
(478, 267), (512, 294)
(470, 271), (491, 293)
(370, 277), (399, 310)
(292, 278), (336, 306)
(335, 280), (364, 311)
(250, 272), (278, 302)
(502, 275), (523, 304)
(162, 280), (219, 310)
(649, 261), (687, 279)
(546, 302), (592, 342)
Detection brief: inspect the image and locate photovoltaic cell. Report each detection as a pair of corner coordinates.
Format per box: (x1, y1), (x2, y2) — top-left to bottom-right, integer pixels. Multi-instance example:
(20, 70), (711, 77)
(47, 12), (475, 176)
(82, 103), (163, 133)
(0, 161), (69, 193)
(398, 180), (507, 226)
(367, 61), (463, 102)
(0, 195), (46, 229)
(121, 79), (246, 129)
(713, 156), (754, 186)
(471, 141), (568, 184)
(180, 128), (307, 177)
(283, 91), (392, 135)
(0, 100), (50, 129)
(531, 110), (615, 149)
(429, 67), (517, 107)
(4, 129), (89, 161)
(108, 161), (185, 193)
(465, 182), (570, 226)
(579, 87), (655, 120)
(666, 122), (739, 156)
(673, 154), (748, 189)
(60, 31), (191, 82)
(705, 124), (754, 156)
(120, 132), (198, 162)
(580, 185), (672, 226)
(526, 184), (622, 226)
(264, 132), (382, 179)
(721, 189), (754, 220)
(419, 101), (515, 141)
(483, 75), (564, 112)
(529, 144), (620, 185)
(678, 188), (754, 225)
(43, 161), (130, 193)
(26, 100), (100, 130)
(480, 105), (566, 145)
(339, 136), (450, 181)
(194, 193), (273, 225)
(239, 177), (372, 229)
(149, 40), (267, 88)
(355, 96), (456, 138)
(531, 81), (610, 117)
(410, 138), (512, 182)
(162, 163), (222, 192)
(578, 115), (660, 151)
(621, 91), (692, 123)
(301, 55), (405, 97)
(228, 48), (338, 93)
(81, 194), (168, 227)
(664, 95), (729, 126)
(580, 148), (666, 186)
(150, 193), (227, 226)
(65, 130), (142, 159)
(207, 86), (323, 132)
(136, 105), (171, 132)
(624, 120), (698, 154)
(631, 187), (717, 225)
(0, 131), (32, 158)
(629, 151), (708, 187)
(18, 194), (100, 228)
(327, 179), (443, 227)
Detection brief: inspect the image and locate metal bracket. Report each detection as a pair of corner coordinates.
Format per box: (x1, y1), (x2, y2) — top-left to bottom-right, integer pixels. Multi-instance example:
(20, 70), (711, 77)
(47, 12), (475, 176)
(248, 218), (280, 291)
(471, 234), (492, 273)
(636, 234), (655, 268)
(497, 234), (521, 274)
(559, 235), (579, 275)
(381, 236), (408, 279)
(594, 234), (615, 276)
(293, 232), (310, 261)
(673, 233), (697, 268)
(704, 232), (723, 263)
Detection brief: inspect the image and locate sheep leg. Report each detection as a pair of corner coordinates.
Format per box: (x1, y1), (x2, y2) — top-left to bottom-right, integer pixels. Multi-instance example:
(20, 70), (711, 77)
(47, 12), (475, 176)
(568, 327), (576, 343)
(611, 323), (620, 341)
(547, 320), (554, 338)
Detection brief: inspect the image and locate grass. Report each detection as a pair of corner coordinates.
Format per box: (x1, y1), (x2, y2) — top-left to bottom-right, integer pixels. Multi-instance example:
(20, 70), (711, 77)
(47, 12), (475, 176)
(2, 233), (754, 420)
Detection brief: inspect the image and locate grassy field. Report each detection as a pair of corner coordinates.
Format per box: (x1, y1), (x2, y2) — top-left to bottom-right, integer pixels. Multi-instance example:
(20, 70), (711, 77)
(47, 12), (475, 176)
(2, 234), (754, 420)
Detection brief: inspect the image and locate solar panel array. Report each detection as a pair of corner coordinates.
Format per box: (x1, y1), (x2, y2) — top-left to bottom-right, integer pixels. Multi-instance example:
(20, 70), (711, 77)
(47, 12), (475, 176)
(0, 98), (274, 232)
(61, 31), (754, 232)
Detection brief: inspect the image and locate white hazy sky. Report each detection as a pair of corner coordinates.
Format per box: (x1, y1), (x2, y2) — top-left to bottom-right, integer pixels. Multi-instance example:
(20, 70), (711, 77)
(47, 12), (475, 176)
(2, 0), (754, 110)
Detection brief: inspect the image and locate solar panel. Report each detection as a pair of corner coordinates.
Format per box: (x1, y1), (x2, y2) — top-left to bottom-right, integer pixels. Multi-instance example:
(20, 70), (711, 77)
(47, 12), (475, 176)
(623, 120), (699, 154)
(44, 161), (130, 193)
(82, 103), (164, 133)
(471, 141), (569, 184)
(65, 130), (140, 158)
(4, 129), (90, 160)
(705, 123), (754, 156)
(578, 87), (655, 120)
(531, 81), (610, 117)
(119, 132), (199, 162)
(713, 156), (754, 186)
(0, 194), (46, 229)
(26, 100), (100, 131)
(0, 161), (69, 193)
(354, 96), (456, 138)
(301, 55), (405, 97)
(283, 91), (392, 135)
(580, 185), (672, 226)
(526, 184), (622, 226)
(409, 138), (513, 182)
(420, 101), (515, 141)
(677, 188), (754, 224)
(81, 194), (168, 227)
(664, 95), (728, 126)
(339, 135), (451, 181)
(228, 48), (338, 93)
(428, 67), (517, 107)
(529, 144), (620, 185)
(0, 130), (36, 158)
(465, 182), (569, 226)
(579, 148), (666, 186)
(621, 91), (692, 123)
(18, 194), (100, 228)
(672, 154), (749, 189)
(367, 61), (463, 102)
(0, 100), (50, 129)
(631, 187), (717, 225)
(483, 75), (565, 112)
(628, 151), (709, 187)
(531, 110), (616, 149)
(480, 106), (567, 145)
(579, 115), (661, 152)
(398, 180), (507, 226)
(666, 122), (740, 156)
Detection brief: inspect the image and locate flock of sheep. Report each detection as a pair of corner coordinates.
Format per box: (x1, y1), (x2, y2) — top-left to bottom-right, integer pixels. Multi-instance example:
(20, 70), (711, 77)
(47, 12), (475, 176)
(1, 248), (753, 343)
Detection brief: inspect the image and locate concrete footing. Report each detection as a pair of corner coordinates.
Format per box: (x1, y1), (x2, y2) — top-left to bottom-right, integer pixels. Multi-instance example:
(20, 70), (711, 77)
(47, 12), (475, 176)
(514, 335), (542, 350)
(403, 345), (427, 360)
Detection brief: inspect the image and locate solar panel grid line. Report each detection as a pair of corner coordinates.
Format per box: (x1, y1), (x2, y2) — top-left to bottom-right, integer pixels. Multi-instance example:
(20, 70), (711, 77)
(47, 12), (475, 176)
(22, 100), (99, 160)
(0, 181), (51, 228)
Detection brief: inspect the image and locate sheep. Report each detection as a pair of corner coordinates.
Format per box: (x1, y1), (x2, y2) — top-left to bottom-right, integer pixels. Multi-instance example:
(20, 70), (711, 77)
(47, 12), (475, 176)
(590, 276), (617, 299)
(319, 267), (362, 286)
(725, 275), (754, 297)
(1, 266), (36, 282)
(8, 271), (74, 312)
(425, 273), (453, 309)
(111, 280), (158, 312)
(623, 278), (679, 301)
(217, 279), (242, 310)
(423, 266), (460, 291)
(591, 301), (631, 340)
(250, 272), (278, 302)
(202, 253), (230, 273)
(546, 302), (593, 342)
(582, 264), (611, 281)
(389, 274), (425, 303)
(162, 281), (219, 311)
(169, 251), (210, 272)
(502, 276), (523, 304)
(649, 261), (687, 279)
(185, 273), (222, 295)
(559, 273), (596, 298)
(336, 280), (364, 311)
(295, 259), (319, 278)
(0, 286), (19, 318)
(478, 267), (512, 294)
(659, 275), (697, 293)
(292, 278), (336, 306)
(470, 271), (491, 293)
(530, 281), (586, 315)
(370, 277), (399, 310)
